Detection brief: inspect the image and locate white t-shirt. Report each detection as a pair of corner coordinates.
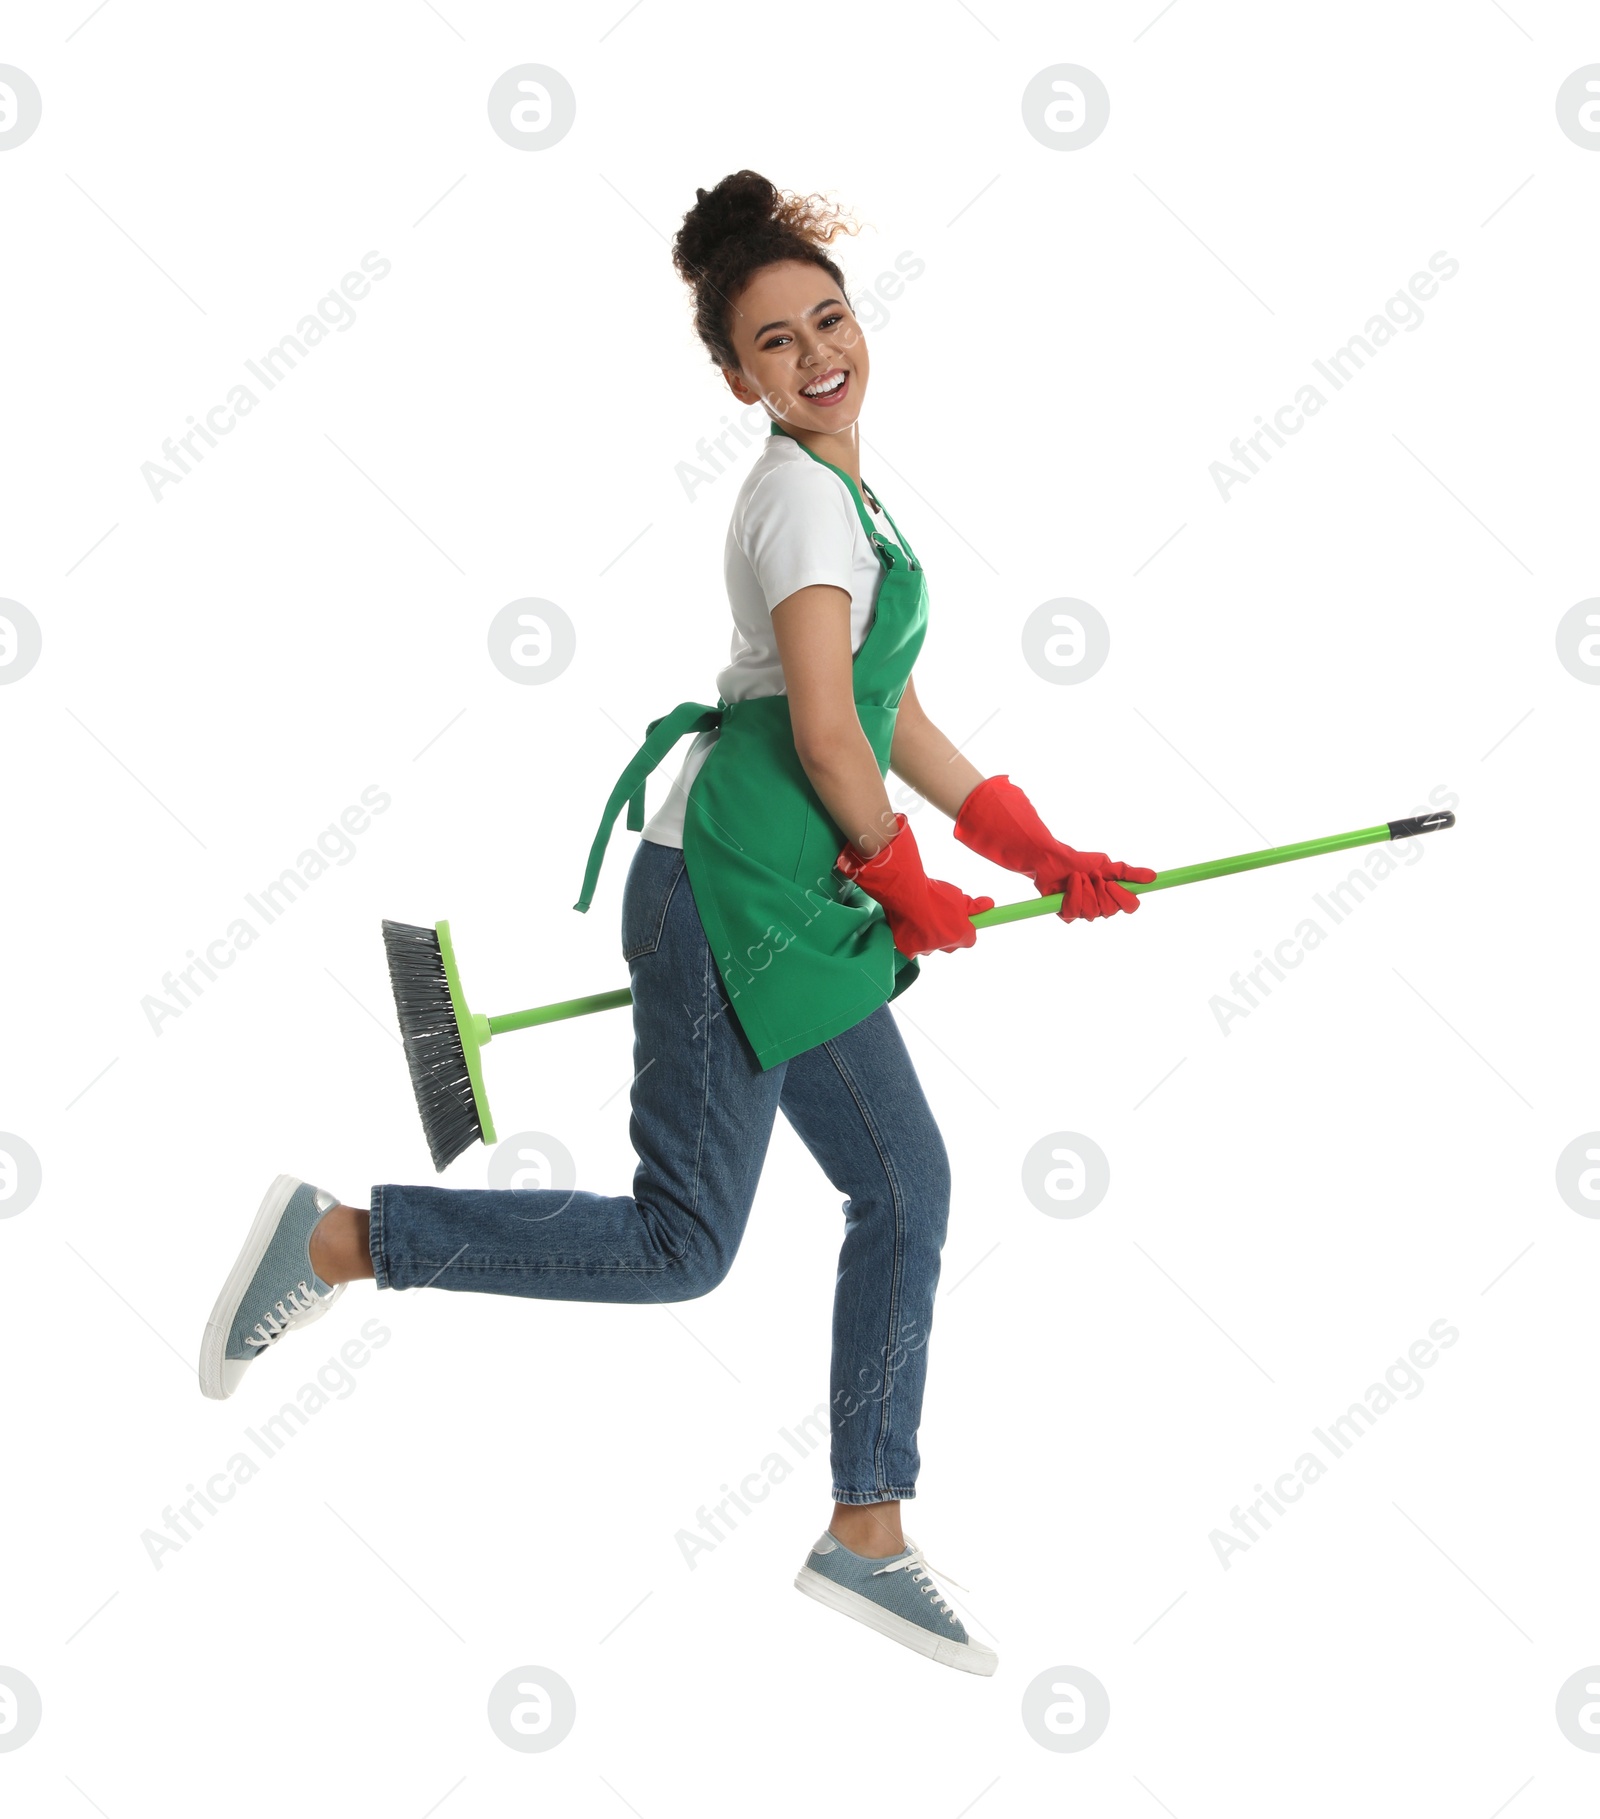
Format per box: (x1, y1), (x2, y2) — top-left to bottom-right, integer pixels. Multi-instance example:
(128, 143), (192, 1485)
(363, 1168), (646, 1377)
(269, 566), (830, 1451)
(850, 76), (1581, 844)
(640, 432), (903, 847)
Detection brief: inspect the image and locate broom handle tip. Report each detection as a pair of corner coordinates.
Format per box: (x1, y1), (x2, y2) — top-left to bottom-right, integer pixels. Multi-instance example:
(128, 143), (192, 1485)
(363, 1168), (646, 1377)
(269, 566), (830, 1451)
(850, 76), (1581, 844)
(1385, 810), (1456, 839)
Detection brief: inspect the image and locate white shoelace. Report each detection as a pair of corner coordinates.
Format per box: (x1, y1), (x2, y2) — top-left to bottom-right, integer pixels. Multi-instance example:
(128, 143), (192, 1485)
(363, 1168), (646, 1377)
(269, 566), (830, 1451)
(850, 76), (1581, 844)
(245, 1280), (321, 1350)
(871, 1542), (968, 1626)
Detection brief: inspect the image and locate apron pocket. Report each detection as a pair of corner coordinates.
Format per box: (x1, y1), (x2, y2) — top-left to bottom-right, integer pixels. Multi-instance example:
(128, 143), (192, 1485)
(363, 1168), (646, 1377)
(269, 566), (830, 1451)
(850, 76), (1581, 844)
(792, 803), (849, 899)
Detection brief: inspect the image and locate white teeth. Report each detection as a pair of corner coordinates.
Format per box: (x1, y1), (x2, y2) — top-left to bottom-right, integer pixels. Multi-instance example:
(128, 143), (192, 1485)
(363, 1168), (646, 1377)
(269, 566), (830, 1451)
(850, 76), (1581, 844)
(803, 372), (845, 397)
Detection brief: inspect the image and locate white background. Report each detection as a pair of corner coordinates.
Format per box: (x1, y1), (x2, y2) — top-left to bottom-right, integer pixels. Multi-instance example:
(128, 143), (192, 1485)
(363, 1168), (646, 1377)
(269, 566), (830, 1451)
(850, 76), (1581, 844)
(3, 0), (1598, 1811)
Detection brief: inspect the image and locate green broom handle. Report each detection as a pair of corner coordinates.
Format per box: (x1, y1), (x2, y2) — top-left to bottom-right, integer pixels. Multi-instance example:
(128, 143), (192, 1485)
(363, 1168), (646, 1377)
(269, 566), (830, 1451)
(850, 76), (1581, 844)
(970, 811), (1452, 927)
(483, 811), (1454, 1036)
(487, 986), (635, 1033)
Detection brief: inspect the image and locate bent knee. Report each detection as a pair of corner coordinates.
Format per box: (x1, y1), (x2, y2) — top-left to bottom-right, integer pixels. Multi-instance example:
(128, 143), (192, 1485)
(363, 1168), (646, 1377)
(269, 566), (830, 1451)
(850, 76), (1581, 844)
(916, 1123), (952, 1226)
(656, 1240), (733, 1302)
(927, 1130), (952, 1211)
(909, 1141), (952, 1257)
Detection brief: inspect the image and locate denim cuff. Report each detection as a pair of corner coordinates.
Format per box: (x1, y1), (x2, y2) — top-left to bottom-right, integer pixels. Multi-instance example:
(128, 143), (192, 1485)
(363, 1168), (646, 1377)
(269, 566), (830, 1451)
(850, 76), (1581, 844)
(368, 1184), (392, 1291)
(832, 1485), (916, 1505)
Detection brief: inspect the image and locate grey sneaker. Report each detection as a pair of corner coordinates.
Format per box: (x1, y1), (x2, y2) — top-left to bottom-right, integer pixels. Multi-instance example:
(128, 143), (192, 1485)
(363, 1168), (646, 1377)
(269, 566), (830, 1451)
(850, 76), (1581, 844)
(198, 1174), (344, 1400)
(794, 1531), (998, 1675)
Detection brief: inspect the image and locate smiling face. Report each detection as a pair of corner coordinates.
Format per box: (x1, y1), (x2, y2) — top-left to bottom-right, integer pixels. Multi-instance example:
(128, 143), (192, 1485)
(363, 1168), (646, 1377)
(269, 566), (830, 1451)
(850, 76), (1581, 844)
(721, 259), (870, 433)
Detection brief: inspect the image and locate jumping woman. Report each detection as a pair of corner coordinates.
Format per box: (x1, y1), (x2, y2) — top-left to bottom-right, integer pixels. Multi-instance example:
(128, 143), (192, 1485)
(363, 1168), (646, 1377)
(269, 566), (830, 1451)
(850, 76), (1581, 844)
(199, 171), (1154, 1676)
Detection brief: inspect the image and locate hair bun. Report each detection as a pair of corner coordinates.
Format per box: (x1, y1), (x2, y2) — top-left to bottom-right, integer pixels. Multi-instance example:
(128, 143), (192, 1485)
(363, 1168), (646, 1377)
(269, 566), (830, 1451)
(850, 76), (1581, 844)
(672, 172), (862, 369)
(674, 170), (781, 277)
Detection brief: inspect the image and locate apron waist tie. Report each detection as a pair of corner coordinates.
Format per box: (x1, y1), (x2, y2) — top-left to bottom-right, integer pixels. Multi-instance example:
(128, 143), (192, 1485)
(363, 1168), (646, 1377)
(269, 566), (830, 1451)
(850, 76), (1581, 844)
(573, 700), (723, 912)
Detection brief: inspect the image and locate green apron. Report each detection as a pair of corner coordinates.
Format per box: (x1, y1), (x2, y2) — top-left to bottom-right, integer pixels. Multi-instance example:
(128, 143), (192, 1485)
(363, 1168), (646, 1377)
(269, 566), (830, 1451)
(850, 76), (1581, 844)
(574, 419), (928, 1070)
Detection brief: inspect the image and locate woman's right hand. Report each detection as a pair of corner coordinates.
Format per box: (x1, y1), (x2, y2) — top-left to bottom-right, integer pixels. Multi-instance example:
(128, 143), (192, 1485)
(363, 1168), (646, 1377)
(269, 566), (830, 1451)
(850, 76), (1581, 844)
(836, 813), (994, 957)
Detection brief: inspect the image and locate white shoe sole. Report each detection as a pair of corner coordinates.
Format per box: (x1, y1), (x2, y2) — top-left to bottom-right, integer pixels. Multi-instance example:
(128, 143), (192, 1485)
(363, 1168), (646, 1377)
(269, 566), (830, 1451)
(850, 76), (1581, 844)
(198, 1173), (343, 1401)
(794, 1566), (999, 1675)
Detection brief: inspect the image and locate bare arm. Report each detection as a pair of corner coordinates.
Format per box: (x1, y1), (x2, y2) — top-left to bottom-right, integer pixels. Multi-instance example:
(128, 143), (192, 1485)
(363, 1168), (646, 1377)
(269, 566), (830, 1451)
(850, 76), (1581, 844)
(770, 584), (899, 857)
(887, 674), (986, 820)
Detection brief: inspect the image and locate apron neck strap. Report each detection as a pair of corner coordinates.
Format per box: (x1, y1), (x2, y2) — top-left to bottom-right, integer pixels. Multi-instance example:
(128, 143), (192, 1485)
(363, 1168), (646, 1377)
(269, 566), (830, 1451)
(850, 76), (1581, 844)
(768, 419), (915, 568)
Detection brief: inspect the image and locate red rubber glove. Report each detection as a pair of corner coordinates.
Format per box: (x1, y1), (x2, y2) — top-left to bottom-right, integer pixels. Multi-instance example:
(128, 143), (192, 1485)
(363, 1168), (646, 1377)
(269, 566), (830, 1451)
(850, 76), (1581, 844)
(953, 774), (1156, 922)
(836, 813), (995, 958)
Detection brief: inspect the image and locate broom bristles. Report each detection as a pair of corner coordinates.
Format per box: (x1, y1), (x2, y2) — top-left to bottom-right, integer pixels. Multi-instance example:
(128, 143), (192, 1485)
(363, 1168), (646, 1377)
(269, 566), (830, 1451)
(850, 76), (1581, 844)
(381, 919), (485, 1173)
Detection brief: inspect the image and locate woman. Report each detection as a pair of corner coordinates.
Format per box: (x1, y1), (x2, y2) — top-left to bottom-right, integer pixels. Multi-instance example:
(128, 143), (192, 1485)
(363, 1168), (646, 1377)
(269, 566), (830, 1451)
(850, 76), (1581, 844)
(199, 171), (1154, 1677)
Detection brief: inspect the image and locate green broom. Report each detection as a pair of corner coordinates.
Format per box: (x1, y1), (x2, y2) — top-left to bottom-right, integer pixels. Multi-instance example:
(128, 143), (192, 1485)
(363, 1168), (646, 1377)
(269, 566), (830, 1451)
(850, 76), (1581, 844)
(381, 809), (1455, 1171)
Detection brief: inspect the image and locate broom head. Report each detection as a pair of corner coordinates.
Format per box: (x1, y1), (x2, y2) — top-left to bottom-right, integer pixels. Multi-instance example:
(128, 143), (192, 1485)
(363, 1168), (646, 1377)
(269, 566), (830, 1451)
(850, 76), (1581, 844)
(380, 919), (497, 1173)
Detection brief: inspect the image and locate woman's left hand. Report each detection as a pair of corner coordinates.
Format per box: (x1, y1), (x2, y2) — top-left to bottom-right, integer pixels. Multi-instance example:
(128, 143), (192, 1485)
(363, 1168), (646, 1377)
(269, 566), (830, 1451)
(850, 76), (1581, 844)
(953, 774), (1156, 923)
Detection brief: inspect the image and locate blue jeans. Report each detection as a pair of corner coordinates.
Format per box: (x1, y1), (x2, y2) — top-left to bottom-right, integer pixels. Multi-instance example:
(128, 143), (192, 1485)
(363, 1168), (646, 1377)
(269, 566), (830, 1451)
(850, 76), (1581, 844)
(369, 837), (952, 1504)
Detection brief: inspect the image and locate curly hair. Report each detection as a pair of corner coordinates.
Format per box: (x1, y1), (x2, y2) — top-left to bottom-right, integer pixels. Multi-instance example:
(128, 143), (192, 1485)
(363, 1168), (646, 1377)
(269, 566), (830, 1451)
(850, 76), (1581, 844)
(673, 170), (863, 371)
